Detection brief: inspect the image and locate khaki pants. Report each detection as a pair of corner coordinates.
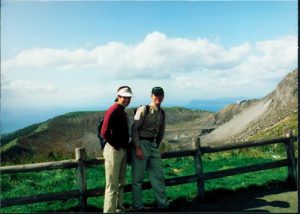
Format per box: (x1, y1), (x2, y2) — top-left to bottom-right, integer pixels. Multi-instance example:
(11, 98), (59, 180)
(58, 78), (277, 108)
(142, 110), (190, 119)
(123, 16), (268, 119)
(131, 140), (168, 209)
(103, 143), (127, 213)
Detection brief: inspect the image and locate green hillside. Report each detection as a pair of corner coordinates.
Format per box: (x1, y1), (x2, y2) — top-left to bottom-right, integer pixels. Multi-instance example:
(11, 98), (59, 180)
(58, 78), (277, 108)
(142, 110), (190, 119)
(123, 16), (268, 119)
(0, 107), (211, 165)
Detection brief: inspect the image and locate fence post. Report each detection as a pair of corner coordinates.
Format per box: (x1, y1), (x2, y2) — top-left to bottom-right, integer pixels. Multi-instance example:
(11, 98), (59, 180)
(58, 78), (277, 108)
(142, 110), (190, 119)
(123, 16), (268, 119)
(193, 137), (205, 199)
(75, 148), (87, 211)
(284, 131), (297, 190)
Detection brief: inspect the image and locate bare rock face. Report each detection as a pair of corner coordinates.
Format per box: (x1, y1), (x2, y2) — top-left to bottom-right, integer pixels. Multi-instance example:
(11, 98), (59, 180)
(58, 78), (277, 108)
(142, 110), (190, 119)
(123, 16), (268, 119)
(200, 69), (298, 146)
(267, 69), (298, 110)
(201, 98), (272, 145)
(233, 69), (298, 141)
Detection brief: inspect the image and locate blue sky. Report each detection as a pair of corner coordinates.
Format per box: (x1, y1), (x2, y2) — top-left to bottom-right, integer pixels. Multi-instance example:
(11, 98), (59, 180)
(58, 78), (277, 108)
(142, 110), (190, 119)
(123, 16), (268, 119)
(1, 0), (298, 133)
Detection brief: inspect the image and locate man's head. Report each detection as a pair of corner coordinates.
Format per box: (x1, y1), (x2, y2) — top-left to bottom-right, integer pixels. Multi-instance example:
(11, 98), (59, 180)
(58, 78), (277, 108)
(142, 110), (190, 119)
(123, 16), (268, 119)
(116, 86), (132, 107)
(151, 87), (164, 106)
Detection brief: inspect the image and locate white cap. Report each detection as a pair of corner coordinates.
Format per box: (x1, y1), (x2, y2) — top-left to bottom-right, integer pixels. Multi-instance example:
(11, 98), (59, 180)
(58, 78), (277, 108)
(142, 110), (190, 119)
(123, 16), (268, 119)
(117, 86), (133, 97)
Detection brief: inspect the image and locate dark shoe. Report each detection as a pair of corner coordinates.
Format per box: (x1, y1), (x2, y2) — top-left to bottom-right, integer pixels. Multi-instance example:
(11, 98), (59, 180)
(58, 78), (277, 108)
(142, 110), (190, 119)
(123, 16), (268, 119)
(158, 206), (169, 212)
(131, 206), (145, 212)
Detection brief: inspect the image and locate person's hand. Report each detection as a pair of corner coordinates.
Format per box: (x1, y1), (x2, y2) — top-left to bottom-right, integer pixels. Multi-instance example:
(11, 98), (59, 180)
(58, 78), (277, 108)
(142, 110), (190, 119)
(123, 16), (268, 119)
(135, 147), (144, 160)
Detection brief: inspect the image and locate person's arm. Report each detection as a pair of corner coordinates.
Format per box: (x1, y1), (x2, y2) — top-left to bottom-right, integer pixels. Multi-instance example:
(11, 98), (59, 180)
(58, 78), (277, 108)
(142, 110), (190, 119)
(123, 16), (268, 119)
(101, 109), (119, 149)
(132, 106), (146, 147)
(156, 109), (165, 145)
(132, 106), (146, 159)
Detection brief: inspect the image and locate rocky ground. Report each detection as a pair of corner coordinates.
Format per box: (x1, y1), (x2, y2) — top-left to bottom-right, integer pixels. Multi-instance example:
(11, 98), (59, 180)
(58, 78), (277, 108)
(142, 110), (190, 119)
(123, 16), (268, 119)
(200, 98), (272, 146)
(228, 103), (298, 143)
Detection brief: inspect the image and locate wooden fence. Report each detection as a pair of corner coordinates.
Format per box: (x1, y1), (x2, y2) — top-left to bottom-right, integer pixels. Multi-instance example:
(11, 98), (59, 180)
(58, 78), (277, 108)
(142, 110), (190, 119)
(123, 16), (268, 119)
(1, 133), (297, 210)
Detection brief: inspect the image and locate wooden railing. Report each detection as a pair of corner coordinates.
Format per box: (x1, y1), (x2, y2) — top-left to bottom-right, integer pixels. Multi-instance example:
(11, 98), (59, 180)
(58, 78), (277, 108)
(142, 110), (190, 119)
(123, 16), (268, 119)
(1, 133), (297, 210)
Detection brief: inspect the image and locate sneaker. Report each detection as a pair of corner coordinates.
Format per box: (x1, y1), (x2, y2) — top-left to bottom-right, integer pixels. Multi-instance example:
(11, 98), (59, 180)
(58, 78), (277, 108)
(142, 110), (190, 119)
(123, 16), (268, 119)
(158, 206), (169, 211)
(132, 205), (144, 210)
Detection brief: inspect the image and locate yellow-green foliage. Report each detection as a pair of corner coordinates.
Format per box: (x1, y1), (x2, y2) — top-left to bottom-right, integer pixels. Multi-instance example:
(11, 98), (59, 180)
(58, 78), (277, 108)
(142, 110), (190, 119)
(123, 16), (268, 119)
(249, 113), (298, 140)
(0, 139), (19, 153)
(247, 113), (298, 157)
(33, 122), (49, 133)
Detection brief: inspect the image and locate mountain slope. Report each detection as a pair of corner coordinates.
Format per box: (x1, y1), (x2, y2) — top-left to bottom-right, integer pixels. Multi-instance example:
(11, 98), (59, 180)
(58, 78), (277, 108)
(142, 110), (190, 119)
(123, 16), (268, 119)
(201, 99), (272, 144)
(228, 69), (298, 143)
(201, 69), (298, 146)
(0, 107), (211, 163)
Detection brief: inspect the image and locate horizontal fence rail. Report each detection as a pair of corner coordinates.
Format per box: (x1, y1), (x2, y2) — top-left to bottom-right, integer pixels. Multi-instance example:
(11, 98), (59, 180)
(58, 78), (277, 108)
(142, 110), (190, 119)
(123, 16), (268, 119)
(201, 136), (294, 153)
(0, 160), (78, 174)
(204, 159), (289, 180)
(1, 134), (297, 210)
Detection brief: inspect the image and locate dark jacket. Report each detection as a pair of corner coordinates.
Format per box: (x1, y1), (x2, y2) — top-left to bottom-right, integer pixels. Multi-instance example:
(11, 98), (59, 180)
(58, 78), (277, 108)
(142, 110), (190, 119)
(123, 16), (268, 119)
(101, 103), (129, 150)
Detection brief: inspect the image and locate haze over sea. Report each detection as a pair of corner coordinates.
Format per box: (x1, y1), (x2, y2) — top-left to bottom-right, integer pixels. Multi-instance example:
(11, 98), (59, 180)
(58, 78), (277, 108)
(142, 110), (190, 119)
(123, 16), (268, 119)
(1, 96), (252, 134)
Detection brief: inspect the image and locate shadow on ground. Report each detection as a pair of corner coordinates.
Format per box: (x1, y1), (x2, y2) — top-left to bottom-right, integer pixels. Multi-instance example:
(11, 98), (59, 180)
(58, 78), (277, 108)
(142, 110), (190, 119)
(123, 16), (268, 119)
(59, 180), (297, 213)
(166, 181), (295, 213)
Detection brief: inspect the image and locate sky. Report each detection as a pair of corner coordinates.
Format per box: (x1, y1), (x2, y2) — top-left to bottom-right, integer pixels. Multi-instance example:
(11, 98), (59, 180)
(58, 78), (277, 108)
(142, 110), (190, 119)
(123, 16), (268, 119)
(1, 0), (298, 133)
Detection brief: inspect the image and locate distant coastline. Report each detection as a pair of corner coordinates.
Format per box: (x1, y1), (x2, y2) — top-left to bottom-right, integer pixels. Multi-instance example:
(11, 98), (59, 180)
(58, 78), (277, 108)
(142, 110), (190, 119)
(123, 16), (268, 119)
(184, 104), (225, 112)
(1, 104), (225, 134)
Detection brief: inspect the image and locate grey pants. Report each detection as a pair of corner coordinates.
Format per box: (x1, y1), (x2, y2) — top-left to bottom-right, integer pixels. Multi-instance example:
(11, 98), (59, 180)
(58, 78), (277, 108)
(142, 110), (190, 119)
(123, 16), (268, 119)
(131, 140), (168, 208)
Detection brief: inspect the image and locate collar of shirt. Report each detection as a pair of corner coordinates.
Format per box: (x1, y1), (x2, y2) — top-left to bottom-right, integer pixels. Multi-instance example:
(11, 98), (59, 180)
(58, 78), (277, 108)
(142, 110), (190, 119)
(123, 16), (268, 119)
(114, 102), (125, 110)
(149, 104), (160, 112)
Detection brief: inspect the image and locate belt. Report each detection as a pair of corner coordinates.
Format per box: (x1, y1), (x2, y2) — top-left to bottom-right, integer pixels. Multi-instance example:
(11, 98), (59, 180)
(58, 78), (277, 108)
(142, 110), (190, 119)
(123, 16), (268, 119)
(139, 136), (155, 142)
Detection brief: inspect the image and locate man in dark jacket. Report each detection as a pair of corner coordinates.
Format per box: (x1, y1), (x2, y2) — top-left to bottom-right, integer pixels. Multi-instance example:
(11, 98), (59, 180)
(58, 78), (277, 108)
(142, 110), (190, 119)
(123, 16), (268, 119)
(101, 86), (132, 213)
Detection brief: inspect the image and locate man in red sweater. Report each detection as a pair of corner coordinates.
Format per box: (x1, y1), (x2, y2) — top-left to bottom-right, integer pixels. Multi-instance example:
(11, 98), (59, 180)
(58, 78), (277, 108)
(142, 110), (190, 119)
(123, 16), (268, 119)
(101, 86), (133, 213)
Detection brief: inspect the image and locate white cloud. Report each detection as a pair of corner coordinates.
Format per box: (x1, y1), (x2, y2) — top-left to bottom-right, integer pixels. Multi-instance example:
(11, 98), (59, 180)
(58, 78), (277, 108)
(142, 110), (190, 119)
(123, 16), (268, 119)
(1, 32), (297, 107)
(2, 80), (57, 94)
(2, 48), (97, 72)
(250, 36), (297, 73)
(2, 31), (252, 78)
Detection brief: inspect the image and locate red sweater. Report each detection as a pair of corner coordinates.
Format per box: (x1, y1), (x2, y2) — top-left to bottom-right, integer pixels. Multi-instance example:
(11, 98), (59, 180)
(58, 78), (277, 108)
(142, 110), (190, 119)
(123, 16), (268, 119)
(101, 103), (129, 150)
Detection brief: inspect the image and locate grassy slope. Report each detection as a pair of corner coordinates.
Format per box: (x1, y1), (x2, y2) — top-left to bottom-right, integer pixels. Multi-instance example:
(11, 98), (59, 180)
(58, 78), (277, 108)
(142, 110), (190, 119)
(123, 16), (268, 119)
(249, 112), (298, 140)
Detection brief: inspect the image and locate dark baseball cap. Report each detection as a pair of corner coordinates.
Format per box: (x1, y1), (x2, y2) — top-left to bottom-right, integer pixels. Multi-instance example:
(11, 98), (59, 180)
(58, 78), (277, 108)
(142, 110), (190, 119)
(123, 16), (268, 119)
(152, 87), (164, 96)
